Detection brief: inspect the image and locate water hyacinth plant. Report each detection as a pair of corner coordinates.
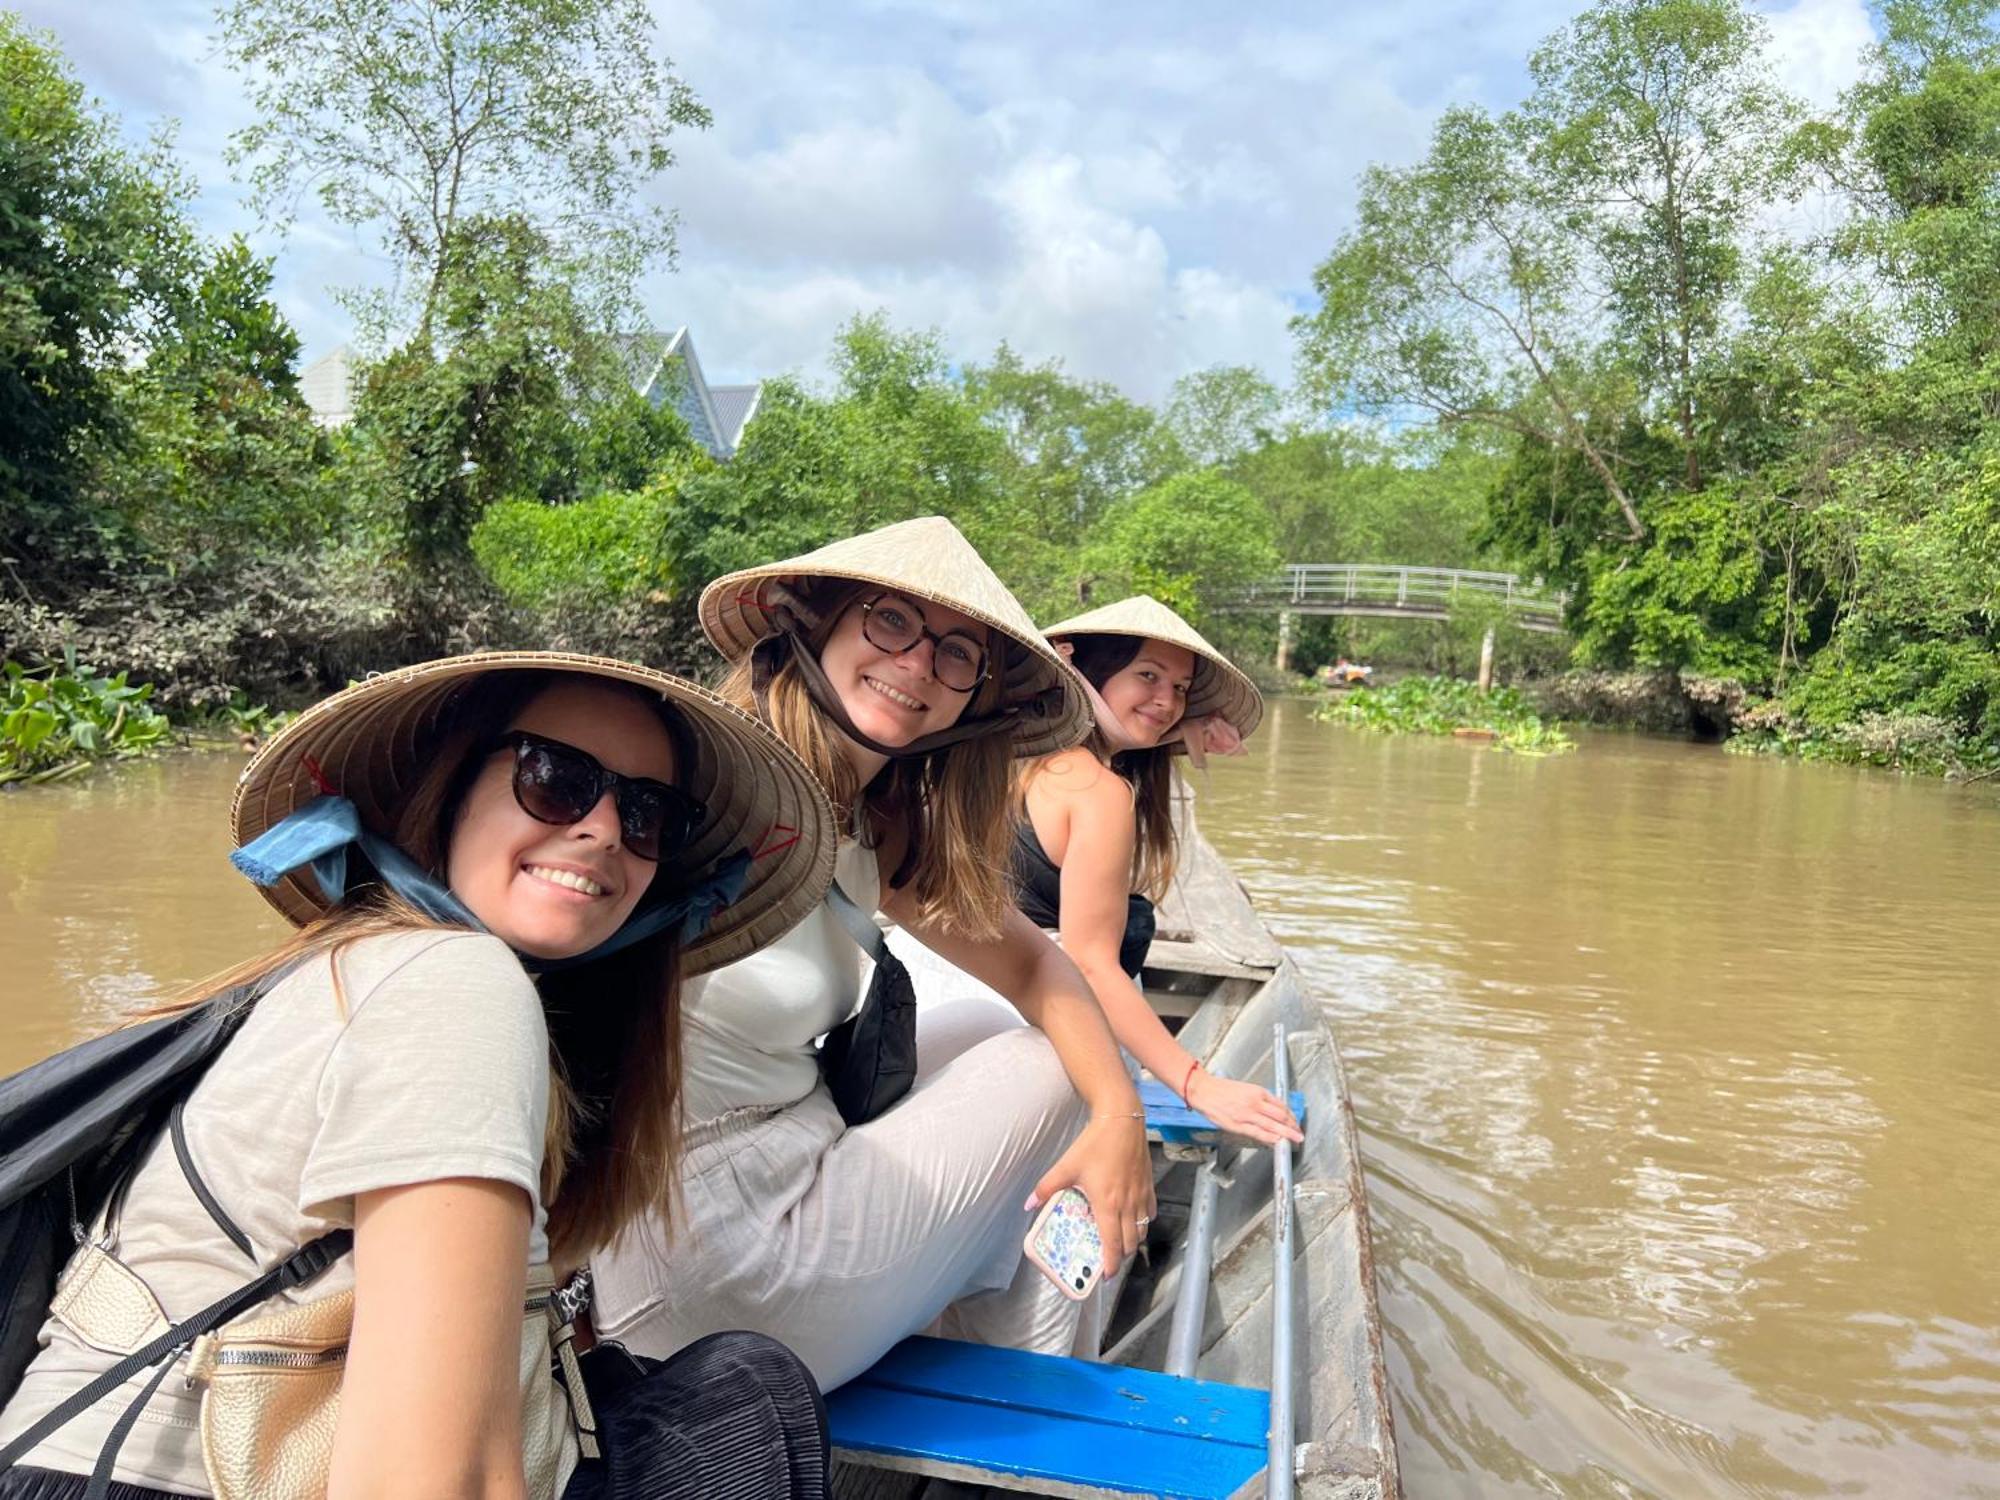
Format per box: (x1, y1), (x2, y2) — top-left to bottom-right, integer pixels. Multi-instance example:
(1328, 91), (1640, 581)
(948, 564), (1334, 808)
(1314, 675), (1575, 756)
(1, 657), (173, 785)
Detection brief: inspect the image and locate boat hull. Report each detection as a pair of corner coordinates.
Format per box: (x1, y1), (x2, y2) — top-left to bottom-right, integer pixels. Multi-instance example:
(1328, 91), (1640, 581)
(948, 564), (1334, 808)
(840, 825), (1399, 1499)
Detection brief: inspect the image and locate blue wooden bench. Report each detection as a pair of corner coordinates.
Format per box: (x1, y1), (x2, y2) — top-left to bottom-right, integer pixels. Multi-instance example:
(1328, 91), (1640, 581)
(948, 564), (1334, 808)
(826, 1336), (1269, 1500)
(1137, 1079), (1307, 1150)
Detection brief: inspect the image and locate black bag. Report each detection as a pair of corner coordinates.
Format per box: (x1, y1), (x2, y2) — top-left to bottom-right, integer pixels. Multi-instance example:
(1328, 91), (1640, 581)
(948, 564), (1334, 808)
(0, 982), (355, 1496)
(816, 883), (918, 1127)
(0, 987), (257, 1411)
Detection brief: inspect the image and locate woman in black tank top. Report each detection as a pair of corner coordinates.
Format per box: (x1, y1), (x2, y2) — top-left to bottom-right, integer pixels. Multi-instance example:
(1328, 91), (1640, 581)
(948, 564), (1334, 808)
(1021, 597), (1301, 1148)
(1011, 819), (1155, 979)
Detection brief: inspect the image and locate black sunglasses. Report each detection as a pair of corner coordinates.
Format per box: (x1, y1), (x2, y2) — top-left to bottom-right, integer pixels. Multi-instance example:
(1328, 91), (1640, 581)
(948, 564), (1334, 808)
(494, 731), (704, 862)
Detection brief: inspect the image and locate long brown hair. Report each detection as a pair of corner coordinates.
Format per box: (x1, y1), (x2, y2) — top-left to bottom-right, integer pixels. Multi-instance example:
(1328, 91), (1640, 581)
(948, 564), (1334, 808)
(718, 583), (1017, 941)
(1033, 633), (1180, 903)
(134, 672), (692, 1262)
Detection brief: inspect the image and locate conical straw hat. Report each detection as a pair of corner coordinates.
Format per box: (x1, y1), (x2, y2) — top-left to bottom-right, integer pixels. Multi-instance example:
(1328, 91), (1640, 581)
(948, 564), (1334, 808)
(699, 516), (1090, 759)
(1042, 595), (1264, 741)
(231, 652), (837, 976)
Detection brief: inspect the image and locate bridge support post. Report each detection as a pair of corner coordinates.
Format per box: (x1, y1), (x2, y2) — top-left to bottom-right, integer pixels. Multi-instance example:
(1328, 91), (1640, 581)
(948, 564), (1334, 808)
(1275, 610), (1295, 674)
(1477, 626), (1496, 693)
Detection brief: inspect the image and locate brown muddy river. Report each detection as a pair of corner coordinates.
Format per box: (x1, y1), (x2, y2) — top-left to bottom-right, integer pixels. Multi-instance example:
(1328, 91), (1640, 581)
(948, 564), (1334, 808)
(5, 706), (1998, 1496)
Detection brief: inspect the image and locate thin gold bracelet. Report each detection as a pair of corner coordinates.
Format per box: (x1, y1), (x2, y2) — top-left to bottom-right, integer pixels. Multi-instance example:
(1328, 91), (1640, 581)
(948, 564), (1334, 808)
(1092, 1110), (1146, 1122)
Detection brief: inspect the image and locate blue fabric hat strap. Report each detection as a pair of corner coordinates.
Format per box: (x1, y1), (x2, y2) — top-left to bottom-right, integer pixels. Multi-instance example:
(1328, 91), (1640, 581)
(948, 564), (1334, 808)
(231, 795), (481, 930)
(231, 794), (748, 972)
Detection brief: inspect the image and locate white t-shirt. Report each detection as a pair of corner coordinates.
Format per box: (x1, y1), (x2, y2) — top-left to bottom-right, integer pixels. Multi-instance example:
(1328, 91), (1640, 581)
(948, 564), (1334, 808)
(680, 837), (882, 1122)
(0, 928), (578, 1497)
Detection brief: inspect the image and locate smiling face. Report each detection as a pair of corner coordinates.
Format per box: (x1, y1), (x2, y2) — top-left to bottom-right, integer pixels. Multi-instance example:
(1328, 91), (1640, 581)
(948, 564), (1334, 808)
(816, 592), (986, 750)
(1096, 638), (1196, 748)
(444, 679), (675, 960)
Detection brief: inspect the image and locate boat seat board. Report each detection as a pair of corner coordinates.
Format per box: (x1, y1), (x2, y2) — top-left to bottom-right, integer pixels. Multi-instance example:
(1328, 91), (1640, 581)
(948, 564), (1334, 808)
(827, 1336), (1270, 1500)
(1139, 1079), (1308, 1148)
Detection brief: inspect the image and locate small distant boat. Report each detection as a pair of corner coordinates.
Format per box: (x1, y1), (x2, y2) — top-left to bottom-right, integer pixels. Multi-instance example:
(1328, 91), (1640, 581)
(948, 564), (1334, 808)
(1318, 661), (1375, 689)
(829, 810), (1400, 1500)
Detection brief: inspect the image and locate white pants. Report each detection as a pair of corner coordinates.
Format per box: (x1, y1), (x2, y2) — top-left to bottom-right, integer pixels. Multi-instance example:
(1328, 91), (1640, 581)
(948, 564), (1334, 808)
(896, 929), (1136, 1360)
(590, 1020), (1088, 1391)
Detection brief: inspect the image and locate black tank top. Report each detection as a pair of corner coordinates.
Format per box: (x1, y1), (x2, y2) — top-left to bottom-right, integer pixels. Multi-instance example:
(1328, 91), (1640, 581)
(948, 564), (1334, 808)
(1011, 819), (1157, 978)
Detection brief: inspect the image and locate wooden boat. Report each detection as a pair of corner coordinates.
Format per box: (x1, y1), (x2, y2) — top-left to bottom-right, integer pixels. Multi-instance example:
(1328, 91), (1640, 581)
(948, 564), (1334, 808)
(832, 816), (1400, 1500)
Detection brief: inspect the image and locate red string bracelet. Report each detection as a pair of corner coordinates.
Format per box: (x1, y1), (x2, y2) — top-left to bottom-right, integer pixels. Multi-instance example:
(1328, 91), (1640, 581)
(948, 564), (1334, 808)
(1179, 1058), (1201, 1104)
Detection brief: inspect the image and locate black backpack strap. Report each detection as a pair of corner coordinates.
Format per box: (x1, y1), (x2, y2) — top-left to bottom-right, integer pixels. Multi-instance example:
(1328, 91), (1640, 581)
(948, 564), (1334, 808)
(83, 1351), (180, 1500)
(169, 1100), (254, 1263)
(0, 1230), (351, 1489)
(825, 881), (887, 963)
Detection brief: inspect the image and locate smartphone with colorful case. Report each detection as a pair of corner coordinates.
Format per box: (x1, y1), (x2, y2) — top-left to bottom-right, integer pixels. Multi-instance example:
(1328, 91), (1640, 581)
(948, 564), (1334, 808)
(1023, 1187), (1103, 1301)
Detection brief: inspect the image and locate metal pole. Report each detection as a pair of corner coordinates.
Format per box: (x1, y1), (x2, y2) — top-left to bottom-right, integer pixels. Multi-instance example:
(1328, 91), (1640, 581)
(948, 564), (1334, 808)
(1165, 1157), (1223, 1379)
(1268, 1023), (1296, 1500)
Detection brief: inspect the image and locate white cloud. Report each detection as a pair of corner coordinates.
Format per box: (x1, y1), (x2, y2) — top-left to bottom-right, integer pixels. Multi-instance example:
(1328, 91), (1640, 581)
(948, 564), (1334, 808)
(15, 0), (1886, 406)
(1764, 0), (1875, 113)
(667, 71), (1009, 273)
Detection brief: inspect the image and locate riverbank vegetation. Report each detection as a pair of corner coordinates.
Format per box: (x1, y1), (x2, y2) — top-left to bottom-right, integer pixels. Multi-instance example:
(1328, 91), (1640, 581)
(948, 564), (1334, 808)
(1315, 678), (1576, 756)
(1299, 0), (2000, 773)
(3, 0), (1997, 781)
(1, 659), (171, 785)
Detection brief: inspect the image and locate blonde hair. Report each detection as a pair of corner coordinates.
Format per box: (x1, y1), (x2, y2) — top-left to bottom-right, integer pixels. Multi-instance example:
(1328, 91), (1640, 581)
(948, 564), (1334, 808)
(129, 672), (690, 1262)
(719, 583), (1016, 941)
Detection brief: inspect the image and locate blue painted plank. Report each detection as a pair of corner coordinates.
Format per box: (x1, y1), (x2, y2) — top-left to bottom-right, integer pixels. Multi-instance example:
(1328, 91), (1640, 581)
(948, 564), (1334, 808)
(830, 1365), (1269, 1500)
(848, 1336), (1268, 1445)
(1138, 1079), (1308, 1147)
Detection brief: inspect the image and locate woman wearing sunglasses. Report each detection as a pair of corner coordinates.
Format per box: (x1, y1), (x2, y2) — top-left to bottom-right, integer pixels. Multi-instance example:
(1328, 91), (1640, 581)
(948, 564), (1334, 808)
(0, 653), (837, 1500)
(590, 518), (1156, 1388)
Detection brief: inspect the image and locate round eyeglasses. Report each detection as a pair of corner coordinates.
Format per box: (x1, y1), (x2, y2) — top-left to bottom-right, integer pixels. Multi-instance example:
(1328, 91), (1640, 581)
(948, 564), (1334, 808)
(856, 593), (990, 694)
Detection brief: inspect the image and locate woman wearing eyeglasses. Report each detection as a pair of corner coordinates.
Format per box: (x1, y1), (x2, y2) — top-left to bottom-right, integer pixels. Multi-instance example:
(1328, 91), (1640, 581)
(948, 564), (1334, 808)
(0, 654), (838, 1500)
(589, 518), (1156, 1389)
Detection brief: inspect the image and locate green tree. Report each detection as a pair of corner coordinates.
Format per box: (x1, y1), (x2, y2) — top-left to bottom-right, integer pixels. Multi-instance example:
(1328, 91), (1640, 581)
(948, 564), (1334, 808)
(962, 346), (1180, 615)
(111, 239), (329, 568)
(1162, 365), (1286, 469)
(1523, 0), (1799, 491)
(1837, 0), (2000, 422)
(663, 316), (1007, 595)
(1295, 103), (1645, 538)
(218, 0), (709, 341)
(1086, 471), (1279, 627)
(1296, 0), (1808, 541)
(0, 16), (195, 580)
(1230, 427), (1502, 569)
(347, 215), (623, 608)
(571, 389), (697, 499)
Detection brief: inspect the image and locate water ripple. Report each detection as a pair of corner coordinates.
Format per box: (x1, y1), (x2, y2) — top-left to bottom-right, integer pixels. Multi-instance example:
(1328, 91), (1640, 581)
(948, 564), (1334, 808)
(1201, 706), (2000, 1498)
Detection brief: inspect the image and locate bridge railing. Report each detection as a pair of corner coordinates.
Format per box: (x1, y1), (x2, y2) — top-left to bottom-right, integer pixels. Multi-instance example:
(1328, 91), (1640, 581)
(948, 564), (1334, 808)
(1232, 564), (1566, 627)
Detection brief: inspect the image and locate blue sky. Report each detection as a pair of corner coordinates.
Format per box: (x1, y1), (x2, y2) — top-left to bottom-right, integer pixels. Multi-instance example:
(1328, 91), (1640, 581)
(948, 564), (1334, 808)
(17, 0), (1878, 401)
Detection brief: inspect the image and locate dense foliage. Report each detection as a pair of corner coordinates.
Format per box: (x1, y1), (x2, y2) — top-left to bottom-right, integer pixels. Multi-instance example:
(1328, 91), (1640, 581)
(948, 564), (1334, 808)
(0, 657), (171, 784)
(1298, 0), (2000, 769)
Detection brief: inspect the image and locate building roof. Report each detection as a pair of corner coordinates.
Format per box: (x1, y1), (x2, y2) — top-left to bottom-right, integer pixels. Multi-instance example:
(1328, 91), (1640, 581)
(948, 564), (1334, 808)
(630, 325), (751, 459)
(295, 328), (761, 458)
(710, 384), (764, 452)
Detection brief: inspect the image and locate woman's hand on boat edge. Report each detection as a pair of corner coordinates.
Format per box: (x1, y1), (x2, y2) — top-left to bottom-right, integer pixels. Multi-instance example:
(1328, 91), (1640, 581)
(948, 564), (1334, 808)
(1187, 1071), (1305, 1148)
(1030, 1113), (1156, 1266)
